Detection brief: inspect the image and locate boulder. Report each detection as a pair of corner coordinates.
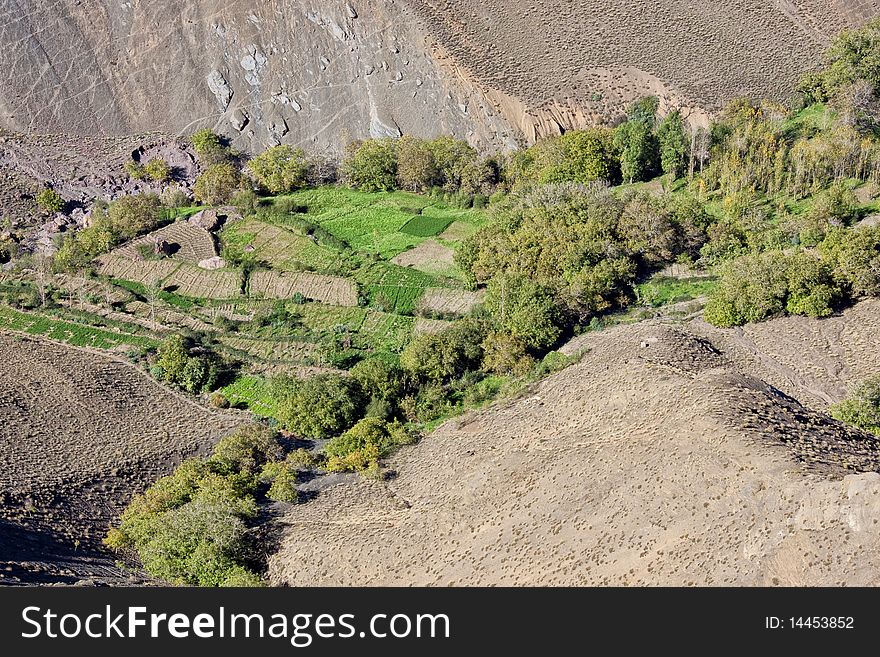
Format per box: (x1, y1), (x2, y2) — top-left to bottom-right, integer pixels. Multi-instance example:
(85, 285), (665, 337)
(189, 209), (223, 231)
(198, 256), (226, 270)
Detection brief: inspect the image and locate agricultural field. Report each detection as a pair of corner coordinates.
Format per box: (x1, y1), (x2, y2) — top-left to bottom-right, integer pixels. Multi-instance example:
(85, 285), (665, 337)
(0, 306), (156, 350)
(355, 262), (439, 314)
(272, 187), (487, 258)
(113, 221), (217, 264)
(2, 186), (489, 437)
(0, 333), (241, 584)
(417, 287), (485, 317)
(97, 254), (180, 287)
(391, 240), (458, 278)
(162, 263), (242, 299)
(221, 218), (339, 273)
(249, 270), (358, 306)
(219, 335), (321, 364)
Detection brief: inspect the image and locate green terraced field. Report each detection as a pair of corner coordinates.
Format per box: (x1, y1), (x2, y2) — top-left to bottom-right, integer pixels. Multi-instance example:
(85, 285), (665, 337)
(399, 214), (454, 237)
(271, 187), (487, 259)
(0, 306), (157, 350)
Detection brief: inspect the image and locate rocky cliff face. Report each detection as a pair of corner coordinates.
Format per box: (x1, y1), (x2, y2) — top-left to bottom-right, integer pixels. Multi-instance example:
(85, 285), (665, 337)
(0, 0), (518, 153)
(0, 0), (876, 152)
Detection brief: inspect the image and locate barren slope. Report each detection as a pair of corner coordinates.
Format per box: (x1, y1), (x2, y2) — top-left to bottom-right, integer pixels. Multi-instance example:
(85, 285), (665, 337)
(269, 303), (880, 586)
(1, 1), (875, 151)
(0, 334), (243, 584)
(405, 0), (879, 139)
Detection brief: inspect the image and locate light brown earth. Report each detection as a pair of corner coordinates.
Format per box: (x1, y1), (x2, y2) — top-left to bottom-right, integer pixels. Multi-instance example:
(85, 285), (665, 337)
(418, 286), (484, 316)
(0, 334), (243, 585)
(0, 1), (874, 154)
(391, 239), (456, 276)
(269, 301), (880, 586)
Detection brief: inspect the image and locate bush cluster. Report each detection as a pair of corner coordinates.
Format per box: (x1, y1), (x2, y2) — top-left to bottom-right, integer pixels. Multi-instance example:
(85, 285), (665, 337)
(106, 425), (296, 586)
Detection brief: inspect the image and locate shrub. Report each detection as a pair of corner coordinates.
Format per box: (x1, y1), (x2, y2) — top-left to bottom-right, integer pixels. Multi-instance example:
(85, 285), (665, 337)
(144, 158), (172, 183)
(830, 375), (880, 435)
(124, 160), (146, 180)
(247, 145), (309, 194)
(194, 163), (244, 205)
(191, 129), (230, 165)
(210, 392), (231, 409)
(481, 332), (535, 376)
(161, 184), (191, 208)
(807, 182), (859, 231)
(156, 335), (221, 394)
(104, 424), (288, 586)
(272, 373), (365, 439)
(704, 251), (841, 327)
(324, 417), (415, 472)
(260, 461), (299, 502)
(36, 188), (65, 214)
(213, 425), (280, 475)
(232, 189), (261, 216)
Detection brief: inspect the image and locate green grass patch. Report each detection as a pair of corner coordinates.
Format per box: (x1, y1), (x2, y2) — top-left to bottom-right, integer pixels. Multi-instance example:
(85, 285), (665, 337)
(111, 278), (199, 310)
(220, 375), (278, 419)
(636, 276), (717, 307)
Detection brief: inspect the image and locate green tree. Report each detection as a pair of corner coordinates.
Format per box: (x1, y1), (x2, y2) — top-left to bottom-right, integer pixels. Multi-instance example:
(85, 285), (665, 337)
(400, 320), (485, 384)
(36, 188), (65, 214)
(704, 251), (841, 327)
(799, 18), (880, 101)
(485, 275), (562, 350)
(246, 145), (309, 194)
(820, 225), (880, 297)
(395, 135), (438, 191)
(427, 136), (479, 191)
(340, 139), (398, 192)
(614, 120), (657, 183)
(350, 357), (405, 404)
(108, 193), (163, 240)
(104, 425), (283, 586)
(194, 163), (244, 205)
(656, 111), (689, 180)
(272, 373), (365, 439)
(535, 129), (618, 184)
(156, 335), (219, 394)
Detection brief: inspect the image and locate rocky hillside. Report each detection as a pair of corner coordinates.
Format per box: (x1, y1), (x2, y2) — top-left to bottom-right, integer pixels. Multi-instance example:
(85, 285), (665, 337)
(1, 1), (875, 152)
(269, 301), (880, 586)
